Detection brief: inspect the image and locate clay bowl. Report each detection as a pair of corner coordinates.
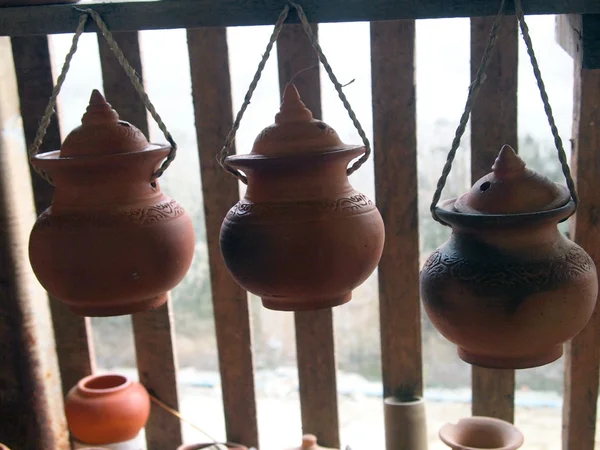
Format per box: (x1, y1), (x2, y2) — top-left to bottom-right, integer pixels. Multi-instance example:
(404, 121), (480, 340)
(439, 416), (524, 450)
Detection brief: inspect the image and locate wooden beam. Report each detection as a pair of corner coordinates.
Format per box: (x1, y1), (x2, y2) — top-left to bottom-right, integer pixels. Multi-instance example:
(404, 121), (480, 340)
(470, 15), (517, 423)
(188, 26), (259, 448)
(562, 45), (600, 450)
(10, 35), (95, 399)
(556, 14), (600, 69)
(3, 0), (600, 37)
(371, 20), (422, 400)
(97, 30), (183, 449)
(0, 36), (69, 450)
(276, 23), (340, 448)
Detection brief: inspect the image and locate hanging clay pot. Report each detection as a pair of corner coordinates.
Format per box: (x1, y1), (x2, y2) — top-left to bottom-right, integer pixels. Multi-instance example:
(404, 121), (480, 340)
(64, 373), (151, 446)
(177, 444), (248, 450)
(220, 84), (385, 311)
(284, 434), (338, 450)
(420, 145), (598, 369)
(28, 90), (195, 317)
(439, 416), (524, 450)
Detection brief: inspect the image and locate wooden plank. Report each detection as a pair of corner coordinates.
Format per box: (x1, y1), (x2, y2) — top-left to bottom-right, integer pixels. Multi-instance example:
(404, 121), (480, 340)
(556, 14), (600, 69)
(97, 30), (183, 448)
(187, 26), (259, 448)
(0, 36), (68, 450)
(3, 0), (600, 38)
(277, 23), (340, 448)
(470, 15), (517, 422)
(562, 45), (600, 450)
(371, 20), (422, 400)
(10, 35), (95, 398)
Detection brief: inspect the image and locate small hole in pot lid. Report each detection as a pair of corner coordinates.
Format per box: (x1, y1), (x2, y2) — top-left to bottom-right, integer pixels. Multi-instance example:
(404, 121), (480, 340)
(480, 181), (491, 192)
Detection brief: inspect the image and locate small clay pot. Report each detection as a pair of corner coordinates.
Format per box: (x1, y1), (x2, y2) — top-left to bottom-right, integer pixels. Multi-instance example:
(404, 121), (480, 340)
(384, 397), (427, 450)
(64, 373), (151, 446)
(420, 145), (598, 369)
(284, 434), (338, 450)
(0, 443), (11, 450)
(439, 416), (524, 450)
(177, 444), (247, 450)
(29, 90), (195, 317)
(220, 84), (385, 311)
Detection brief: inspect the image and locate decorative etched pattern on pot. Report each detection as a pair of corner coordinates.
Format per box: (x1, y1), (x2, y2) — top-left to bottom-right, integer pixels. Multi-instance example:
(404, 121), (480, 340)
(422, 245), (594, 314)
(33, 199), (185, 229)
(225, 194), (374, 222)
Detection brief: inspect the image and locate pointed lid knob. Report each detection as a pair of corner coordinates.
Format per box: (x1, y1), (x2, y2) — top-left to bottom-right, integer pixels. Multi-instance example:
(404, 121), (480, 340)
(250, 83), (360, 157)
(60, 90), (151, 158)
(454, 145), (570, 214)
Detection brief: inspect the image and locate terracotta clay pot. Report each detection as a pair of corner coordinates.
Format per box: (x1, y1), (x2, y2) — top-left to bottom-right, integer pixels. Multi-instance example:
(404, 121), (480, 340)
(421, 145), (598, 369)
(177, 444), (247, 450)
(0, 443), (11, 450)
(65, 373), (151, 446)
(439, 416), (524, 450)
(384, 397), (428, 450)
(284, 434), (338, 450)
(220, 84), (385, 311)
(29, 90), (195, 317)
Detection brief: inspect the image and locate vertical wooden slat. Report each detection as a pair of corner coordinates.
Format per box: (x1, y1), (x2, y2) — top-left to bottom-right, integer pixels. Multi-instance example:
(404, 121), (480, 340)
(469, 16), (517, 423)
(562, 37), (600, 450)
(371, 20), (421, 402)
(276, 23), (340, 448)
(0, 36), (69, 450)
(10, 35), (95, 398)
(97, 31), (183, 448)
(187, 27), (259, 448)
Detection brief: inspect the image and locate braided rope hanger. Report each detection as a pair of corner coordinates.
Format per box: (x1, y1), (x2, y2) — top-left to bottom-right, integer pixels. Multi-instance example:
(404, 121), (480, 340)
(429, 0), (578, 225)
(30, 8), (177, 185)
(217, 2), (372, 185)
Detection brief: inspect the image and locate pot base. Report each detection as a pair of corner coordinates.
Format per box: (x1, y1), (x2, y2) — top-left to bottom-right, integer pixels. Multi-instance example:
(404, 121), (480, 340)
(261, 292), (352, 311)
(458, 345), (563, 369)
(68, 293), (168, 317)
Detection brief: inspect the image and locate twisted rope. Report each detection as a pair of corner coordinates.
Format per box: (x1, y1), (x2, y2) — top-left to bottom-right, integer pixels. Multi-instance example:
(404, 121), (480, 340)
(30, 8), (178, 184)
(429, 0), (507, 225)
(514, 0), (579, 209)
(218, 1), (372, 183)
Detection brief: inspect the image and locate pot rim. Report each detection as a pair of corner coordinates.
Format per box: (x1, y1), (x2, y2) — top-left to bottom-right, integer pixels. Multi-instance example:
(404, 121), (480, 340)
(439, 416), (524, 450)
(176, 442), (248, 450)
(384, 395), (425, 406)
(31, 144), (170, 164)
(76, 373), (133, 397)
(225, 145), (365, 169)
(435, 197), (575, 228)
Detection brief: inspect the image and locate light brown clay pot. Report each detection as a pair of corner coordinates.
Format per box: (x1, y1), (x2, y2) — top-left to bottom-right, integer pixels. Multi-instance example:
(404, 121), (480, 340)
(439, 416), (524, 450)
(0, 0), (78, 6)
(29, 90), (195, 317)
(421, 145), (598, 369)
(0, 443), (11, 450)
(384, 397), (428, 450)
(284, 434), (338, 450)
(177, 444), (247, 450)
(65, 374), (150, 446)
(220, 84), (385, 311)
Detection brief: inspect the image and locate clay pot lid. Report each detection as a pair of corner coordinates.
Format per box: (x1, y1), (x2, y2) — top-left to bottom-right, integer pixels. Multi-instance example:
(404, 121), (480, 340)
(453, 145), (570, 215)
(439, 416), (524, 450)
(243, 83), (363, 159)
(56, 89), (160, 158)
(285, 434), (337, 450)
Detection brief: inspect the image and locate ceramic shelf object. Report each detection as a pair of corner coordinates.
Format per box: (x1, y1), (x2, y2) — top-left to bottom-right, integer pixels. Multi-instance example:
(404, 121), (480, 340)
(29, 90), (195, 317)
(284, 434), (338, 450)
(421, 145), (598, 369)
(439, 416), (524, 450)
(177, 444), (247, 450)
(65, 374), (151, 446)
(384, 397), (427, 450)
(220, 84), (385, 311)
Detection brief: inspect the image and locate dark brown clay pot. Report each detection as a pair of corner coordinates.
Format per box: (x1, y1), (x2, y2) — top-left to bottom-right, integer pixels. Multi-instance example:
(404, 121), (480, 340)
(28, 90), (195, 317)
(421, 145), (598, 369)
(284, 434), (338, 450)
(64, 374), (151, 446)
(177, 444), (247, 450)
(439, 416), (524, 450)
(220, 84), (385, 311)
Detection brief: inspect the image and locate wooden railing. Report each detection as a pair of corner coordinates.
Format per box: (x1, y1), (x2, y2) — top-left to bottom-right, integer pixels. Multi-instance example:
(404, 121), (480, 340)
(0, 2), (599, 450)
